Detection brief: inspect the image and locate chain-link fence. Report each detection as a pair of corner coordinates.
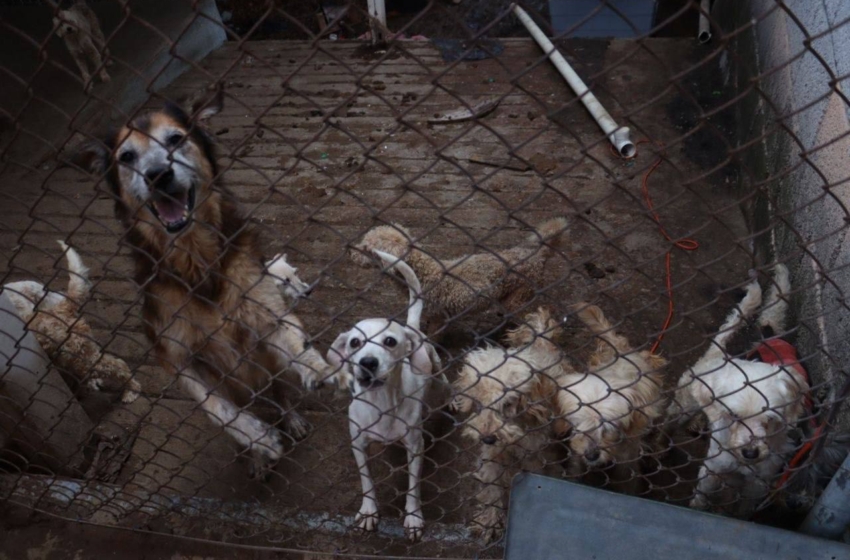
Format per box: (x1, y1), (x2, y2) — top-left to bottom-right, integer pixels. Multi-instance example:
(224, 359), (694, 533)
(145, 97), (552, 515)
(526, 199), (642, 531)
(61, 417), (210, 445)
(1, 0), (849, 556)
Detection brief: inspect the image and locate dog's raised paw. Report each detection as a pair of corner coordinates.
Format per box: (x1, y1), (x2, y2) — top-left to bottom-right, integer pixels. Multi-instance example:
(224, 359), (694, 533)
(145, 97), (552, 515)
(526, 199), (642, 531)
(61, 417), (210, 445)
(404, 513), (424, 542)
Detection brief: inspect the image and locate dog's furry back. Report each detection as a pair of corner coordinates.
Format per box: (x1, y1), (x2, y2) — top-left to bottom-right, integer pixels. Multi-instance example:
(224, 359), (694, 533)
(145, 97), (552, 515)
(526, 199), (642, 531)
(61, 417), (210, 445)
(350, 218), (568, 319)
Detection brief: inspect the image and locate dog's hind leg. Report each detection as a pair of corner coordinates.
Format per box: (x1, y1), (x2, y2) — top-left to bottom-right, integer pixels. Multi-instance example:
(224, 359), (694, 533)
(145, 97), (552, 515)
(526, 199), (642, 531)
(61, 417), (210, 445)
(402, 429), (425, 541)
(758, 264), (790, 336)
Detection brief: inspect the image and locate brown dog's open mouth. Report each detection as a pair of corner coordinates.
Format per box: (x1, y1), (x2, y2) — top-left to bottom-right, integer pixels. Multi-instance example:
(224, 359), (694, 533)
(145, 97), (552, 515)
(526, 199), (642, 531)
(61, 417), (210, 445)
(149, 186), (195, 233)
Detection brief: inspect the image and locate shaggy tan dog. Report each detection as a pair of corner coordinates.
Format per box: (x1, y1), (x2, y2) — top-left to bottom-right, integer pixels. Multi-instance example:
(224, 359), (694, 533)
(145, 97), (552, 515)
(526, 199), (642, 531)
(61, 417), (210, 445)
(558, 303), (667, 493)
(350, 218), (568, 331)
(452, 308), (571, 543)
(3, 241), (140, 403)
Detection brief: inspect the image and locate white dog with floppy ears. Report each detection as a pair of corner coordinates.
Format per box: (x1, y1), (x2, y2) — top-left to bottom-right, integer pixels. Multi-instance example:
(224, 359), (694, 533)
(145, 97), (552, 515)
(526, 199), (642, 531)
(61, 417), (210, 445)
(327, 250), (443, 542)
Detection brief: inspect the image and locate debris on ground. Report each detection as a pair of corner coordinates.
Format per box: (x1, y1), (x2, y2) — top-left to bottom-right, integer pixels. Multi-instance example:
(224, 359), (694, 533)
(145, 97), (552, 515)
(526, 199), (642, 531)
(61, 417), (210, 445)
(427, 98), (500, 124)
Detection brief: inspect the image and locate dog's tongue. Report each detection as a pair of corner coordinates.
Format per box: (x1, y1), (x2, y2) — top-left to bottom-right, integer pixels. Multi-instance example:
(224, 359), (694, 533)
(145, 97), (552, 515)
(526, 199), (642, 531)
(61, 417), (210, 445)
(154, 193), (187, 223)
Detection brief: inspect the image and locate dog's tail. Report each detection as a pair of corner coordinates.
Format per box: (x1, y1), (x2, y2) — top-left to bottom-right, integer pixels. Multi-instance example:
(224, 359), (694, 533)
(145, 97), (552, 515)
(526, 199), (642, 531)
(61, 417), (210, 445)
(759, 263), (791, 337)
(523, 216), (569, 249)
(697, 275), (763, 368)
(57, 240), (90, 305)
(374, 249), (423, 331)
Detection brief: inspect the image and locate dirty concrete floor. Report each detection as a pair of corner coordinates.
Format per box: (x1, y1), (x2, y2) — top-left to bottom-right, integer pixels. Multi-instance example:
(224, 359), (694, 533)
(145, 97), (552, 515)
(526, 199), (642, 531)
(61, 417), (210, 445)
(1, 37), (751, 557)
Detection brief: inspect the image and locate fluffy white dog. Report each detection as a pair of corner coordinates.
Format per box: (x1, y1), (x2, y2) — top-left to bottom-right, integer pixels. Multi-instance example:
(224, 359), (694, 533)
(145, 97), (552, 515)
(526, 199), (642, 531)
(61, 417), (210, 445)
(53, 0), (110, 85)
(671, 265), (809, 516)
(327, 250), (443, 541)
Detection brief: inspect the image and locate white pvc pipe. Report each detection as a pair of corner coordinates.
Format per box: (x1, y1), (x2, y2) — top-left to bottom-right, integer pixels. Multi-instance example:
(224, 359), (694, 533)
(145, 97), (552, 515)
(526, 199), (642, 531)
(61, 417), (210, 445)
(367, 0), (387, 45)
(698, 0), (712, 44)
(512, 4), (635, 158)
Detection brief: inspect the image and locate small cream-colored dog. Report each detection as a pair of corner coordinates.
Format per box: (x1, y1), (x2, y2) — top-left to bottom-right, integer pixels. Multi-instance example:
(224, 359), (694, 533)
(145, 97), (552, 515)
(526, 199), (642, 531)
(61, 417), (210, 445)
(327, 250), (443, 542)
(452, 308), (570, 543)
(265, 253), (313, 301)
(557, 304), (667, 493)
(2, 241), (140, 403)
(53, 0), (110, 85)
(670, 265), (809, 516)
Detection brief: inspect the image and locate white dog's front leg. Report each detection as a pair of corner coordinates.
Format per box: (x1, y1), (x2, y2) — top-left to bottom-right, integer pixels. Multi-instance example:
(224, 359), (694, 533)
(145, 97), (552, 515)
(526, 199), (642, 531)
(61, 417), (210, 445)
(179, 367), (282, 462)
(70, 47), (92, 85)
(351, 430), (378, 532)
(403, 430), (425, 542)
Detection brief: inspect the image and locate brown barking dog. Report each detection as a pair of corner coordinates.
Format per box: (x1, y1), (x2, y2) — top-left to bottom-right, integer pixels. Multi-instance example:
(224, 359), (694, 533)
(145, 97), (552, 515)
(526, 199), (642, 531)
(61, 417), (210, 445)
(452, 308), (570, 543)
(350, 218), (568, 333)
(73, 89), (332, 472)
(558, 304), (667, 494)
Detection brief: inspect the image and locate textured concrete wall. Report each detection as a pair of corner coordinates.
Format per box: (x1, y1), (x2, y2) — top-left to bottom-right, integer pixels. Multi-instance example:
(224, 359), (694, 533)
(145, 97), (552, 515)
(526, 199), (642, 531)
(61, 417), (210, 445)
(714, 0), (850, 423)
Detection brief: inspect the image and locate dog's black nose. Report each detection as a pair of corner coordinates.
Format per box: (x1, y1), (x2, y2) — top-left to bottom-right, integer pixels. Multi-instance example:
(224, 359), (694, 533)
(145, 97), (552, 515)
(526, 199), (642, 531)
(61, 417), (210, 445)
(146, 167), (175, 188)
(585, 449), (601, 462)
(742, 447), (760, 460)
(481, 435), (497, 445)
(359, 356), (379, 373)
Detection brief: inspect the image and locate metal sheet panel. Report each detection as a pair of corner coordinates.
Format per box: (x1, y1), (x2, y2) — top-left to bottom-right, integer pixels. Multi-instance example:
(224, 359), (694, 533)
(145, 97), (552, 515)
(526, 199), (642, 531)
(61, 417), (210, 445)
(505, 473), (850, 560)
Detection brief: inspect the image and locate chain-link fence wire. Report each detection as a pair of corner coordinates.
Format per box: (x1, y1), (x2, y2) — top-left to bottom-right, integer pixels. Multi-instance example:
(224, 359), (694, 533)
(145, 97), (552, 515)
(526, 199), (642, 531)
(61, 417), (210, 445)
(0, 0), (849, 555)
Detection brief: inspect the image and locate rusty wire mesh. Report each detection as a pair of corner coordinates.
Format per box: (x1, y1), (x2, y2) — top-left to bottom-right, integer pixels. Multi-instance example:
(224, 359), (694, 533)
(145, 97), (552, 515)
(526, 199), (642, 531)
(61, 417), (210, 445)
(1, 0), (849, 556)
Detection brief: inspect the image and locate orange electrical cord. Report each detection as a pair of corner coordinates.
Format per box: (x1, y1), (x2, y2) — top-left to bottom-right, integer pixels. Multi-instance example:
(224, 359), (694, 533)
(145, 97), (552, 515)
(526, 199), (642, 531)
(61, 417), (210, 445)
(612, 140), (699, 353)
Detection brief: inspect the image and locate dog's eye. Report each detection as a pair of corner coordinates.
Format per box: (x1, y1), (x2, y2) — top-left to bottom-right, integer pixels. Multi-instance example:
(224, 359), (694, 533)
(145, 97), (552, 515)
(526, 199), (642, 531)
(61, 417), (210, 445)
(349, 338), (361, 349)
(166, 133), (184, 148)
(118, 151), (136, 164)
(384, 336), (397, 348)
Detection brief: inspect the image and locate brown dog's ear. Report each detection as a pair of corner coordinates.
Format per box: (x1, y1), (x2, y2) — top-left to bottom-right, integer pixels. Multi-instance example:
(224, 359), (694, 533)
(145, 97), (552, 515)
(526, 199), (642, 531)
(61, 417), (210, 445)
(66, 138), (111, 175)
(191, 86), (224, 122)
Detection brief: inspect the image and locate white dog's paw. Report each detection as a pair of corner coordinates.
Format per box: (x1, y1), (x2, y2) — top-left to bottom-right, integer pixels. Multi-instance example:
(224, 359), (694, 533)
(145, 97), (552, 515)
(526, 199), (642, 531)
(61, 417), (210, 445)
(87, 377), (103, 392)
(355, 502), (379, 532)
(404, 512), (424, 542)
(282, 410), (310, 440)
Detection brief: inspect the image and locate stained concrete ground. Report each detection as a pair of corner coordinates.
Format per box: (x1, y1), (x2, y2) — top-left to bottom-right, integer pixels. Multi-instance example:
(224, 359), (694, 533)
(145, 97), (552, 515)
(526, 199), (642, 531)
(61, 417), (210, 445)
(0, 37), (752, 557)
